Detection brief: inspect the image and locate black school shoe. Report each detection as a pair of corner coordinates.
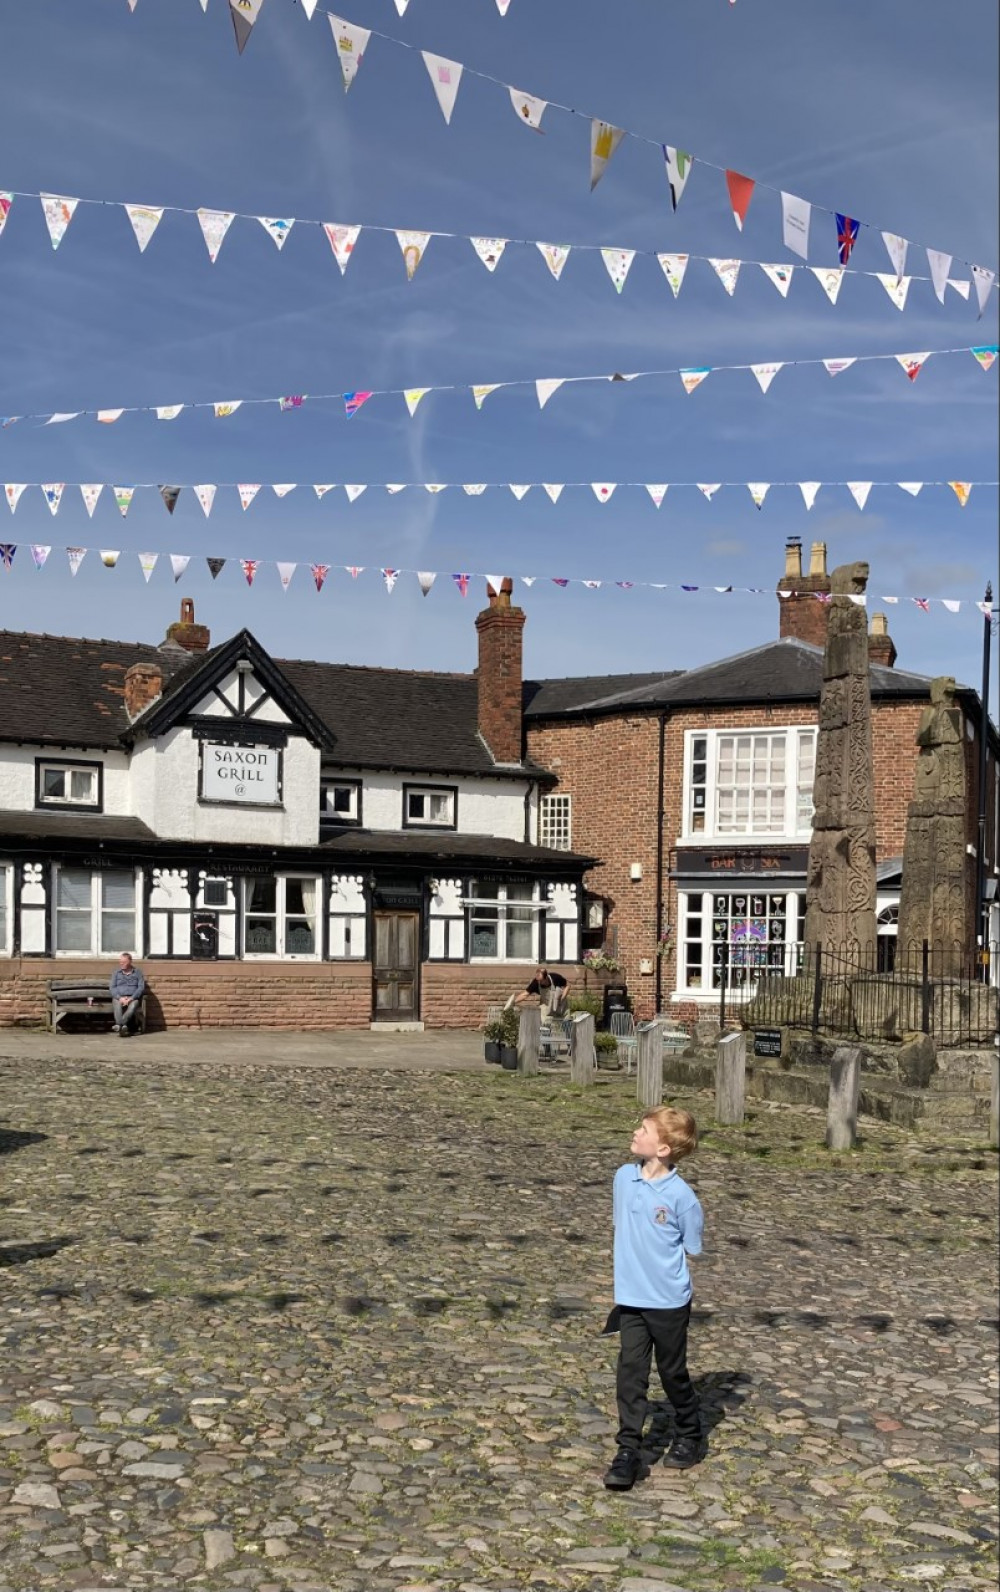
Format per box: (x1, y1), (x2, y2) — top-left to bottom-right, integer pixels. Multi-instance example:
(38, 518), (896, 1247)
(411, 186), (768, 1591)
(662, 1435), (704, 1470)
(603, 1446), (646, 1490)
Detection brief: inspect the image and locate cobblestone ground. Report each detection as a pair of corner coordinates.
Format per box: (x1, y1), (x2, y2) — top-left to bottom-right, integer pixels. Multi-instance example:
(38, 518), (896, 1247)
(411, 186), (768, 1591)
(1, 1053), (997, 1592)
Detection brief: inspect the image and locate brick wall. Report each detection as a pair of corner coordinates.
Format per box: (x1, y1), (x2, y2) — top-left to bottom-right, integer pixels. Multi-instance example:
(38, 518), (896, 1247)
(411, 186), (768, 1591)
(421, 963), (591, 1028)
(475, 601), (526, 764)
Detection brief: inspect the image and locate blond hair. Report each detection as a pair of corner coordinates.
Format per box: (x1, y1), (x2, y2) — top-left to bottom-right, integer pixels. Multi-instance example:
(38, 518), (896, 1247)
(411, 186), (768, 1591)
(643, 1107), (698, 1164)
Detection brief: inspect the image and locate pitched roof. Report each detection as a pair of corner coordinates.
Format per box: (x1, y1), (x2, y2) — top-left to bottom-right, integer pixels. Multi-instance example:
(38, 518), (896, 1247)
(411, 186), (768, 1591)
(523, 672), (676, 718)
(0, 630), (187, 749)
(0, 810), (156, 845)
(319, 830), (594, 867)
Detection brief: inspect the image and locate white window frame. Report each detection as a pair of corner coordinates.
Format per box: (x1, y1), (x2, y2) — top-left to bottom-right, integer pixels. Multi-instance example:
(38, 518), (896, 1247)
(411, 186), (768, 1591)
(0, 861), (12, 956)
(467, 880), (544, 963)
(403, 784), (457, 829)
(51, 864), (141, 957)
(321, 779), (361, 825)
(674, 887), (803, 1001)
(37, 760), (101, 810)
(241, 873), (322, 960)
(539, 793), (572, 851)
(682, 726), (817, 842)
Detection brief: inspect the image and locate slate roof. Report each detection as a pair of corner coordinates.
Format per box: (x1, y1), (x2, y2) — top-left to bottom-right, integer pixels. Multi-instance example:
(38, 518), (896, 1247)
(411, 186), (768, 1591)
(319, 830), (594, 866)
(0, 631), (188, 749)
(523, 672), (675, 717)
(0, 811), (156, 844)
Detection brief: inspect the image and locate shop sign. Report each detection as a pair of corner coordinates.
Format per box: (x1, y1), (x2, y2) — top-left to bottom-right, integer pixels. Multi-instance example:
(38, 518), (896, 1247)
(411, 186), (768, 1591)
(200, 742), (280, 805)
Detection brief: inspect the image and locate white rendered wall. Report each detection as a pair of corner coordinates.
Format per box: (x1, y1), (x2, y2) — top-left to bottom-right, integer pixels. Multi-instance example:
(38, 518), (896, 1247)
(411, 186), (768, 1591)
(130, 727), (320, 845)
(333, 769), (528, 839)
(0, 744), (131, 815)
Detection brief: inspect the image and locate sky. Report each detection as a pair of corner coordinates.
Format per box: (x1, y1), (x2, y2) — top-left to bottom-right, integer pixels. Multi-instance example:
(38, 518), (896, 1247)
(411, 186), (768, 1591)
(0, 0), (997, 691)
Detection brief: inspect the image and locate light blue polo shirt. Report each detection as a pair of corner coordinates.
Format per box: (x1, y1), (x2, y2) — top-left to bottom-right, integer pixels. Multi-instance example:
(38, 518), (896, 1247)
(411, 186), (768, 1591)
(613, 1162), (703, 1310)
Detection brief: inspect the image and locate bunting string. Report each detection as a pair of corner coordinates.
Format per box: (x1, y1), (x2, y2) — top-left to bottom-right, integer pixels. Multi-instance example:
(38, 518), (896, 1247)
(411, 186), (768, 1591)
(1, 343), (994, 431)
(136, 2), (997, 283)
(4, 479), (995, 518)
(2, 185), (994, 313)
(0, 537), (993, 620)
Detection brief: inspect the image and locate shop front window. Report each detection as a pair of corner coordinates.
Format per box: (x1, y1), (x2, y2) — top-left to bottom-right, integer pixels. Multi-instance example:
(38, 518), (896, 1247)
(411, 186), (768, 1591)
(469, 880), (539, 962)
(242, 875), (319, 957)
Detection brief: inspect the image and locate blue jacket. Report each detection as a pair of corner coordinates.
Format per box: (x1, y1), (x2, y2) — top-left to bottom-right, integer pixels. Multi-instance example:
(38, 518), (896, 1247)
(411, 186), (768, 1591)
(110, 967), (145, 1000)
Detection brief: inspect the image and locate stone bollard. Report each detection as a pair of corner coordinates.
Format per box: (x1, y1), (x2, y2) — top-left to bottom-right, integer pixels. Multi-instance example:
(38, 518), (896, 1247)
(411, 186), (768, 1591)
(636, 1020), (664, 1110)
(990, 1049), (999, 1149)
(715, 1031), (746, 1124)
(827, 1045), (862, 1150)
(517, 1004), (541, 1077)
(569, 1012), (596, 1085)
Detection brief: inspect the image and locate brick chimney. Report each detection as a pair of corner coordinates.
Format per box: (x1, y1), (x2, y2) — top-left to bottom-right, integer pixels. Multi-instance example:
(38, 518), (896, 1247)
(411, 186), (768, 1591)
(778, 537), (831, 648)
(163, 597), (210, 654)
(475, 577), (525, 765)
(124, 661), (163, 720)
(868, 611), (897, 668)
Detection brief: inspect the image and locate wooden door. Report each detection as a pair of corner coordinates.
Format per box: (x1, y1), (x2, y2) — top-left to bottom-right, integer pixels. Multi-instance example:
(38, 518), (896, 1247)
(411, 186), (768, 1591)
(372, 911), (420, 1020)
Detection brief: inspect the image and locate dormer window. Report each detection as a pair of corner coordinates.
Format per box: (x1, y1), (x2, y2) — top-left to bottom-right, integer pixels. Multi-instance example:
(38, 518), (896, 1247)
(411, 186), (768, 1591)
(320, 779), (361, 826)
(36, 759), (102, 811)
(403, 784), (457, 829)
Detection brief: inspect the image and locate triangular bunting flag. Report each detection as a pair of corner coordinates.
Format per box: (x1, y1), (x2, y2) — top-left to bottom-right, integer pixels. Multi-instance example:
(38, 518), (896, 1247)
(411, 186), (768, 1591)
(229, 0), (264, 54)
(80, 484), (103, 518)
(948, 482), (971, 507)
(392, 0), (409, 13)
(823, 357), (856, 377)
(485, 576), (506, 596)
(972, 266), (995, 317)
(385, 483), (407, 494)
(747, 482), (770, 509)
(170, 554), (191, 583)
(156, 404), (184, 420)
(520, 576), (535, 587)
(206, 557), (226, 580)
(751, 362), (782, 393)
(897, 482), (923, 496)
(799, 482), (821, 510)
(344, 483), (367, 501)
(382, 568), (398, 593)
(948, 279), (971, 301)
(323, 222), (360, 273)
(397, 230), (430, 280)
(535, 378), (564, 409)
(98, 409), (124, 423)
(314, 483), (336, 498)
(590, 120), (625, 190)
(971, 345), (997, 372)
(417, 571), (437, 596)
(258, 216), (294, 250)
(422, 51), (463, 123)
(5, 484), (27, 513)
(662, 146), (693, 211)
(40, 194), (77, 250)
(896, 352), (930, 382)
(812, 266), (845, 305)
(277, 561), (297, 591)
(330, 14), (370, 90)
(646, 485), (668, 508)
(213, 401), (241, 418)
(45, 413), (80, 426)
(709, 258), (740, 295)
(582, 580), (602, 590)
(942, 599), (961, 614)
(113, 486), (134, 517)
(301, 0), (318, 16)
(601, 248), (635, 292)
(680, 367), (711, 395)
(543, 484), (564, 503)
(725, 171), (755, 230)
(472, 384), (500, 410)
(657, 253), (689, 297)
(912, 598), (931, 613)
(926, 248), (952, 304)
(836, 214), (859, 265)
(509, 484), (531, 500)
(67, 547), (86, 576)
(551, 578), (569, 588)
(42, 484), (64, 516)
(272, 483), (296, 498)
(195, 484), (217, 517)
(0, 192), (12, 240)
(0, 543), (15, 571)
(509, 88), (547, 131)
(875, 273), (911, 310)
(761, 263), (794, 297)
(197, 208), (235, 263)
(404, 389), (429, 417)
(697, 483), (721, 500)
(463, 483), (487, 495)
(882, 231), (907, 281)
(470, 237), (506, 272)
(311, 563), (330, 592)
(452, 573), (470, 597)
(591, 483), (616, 502)
(159, 486), (181, 514)
(125, 203), (163, 253)
(99, 550), (120, 568)
(241, 559), (259, 587)
(31, 545), (51, 569)
(847, 482), (872, 509)
(537, 242), (570, 280)
(496, 0), (512, 13)
(344, 391), (373, 418)
(238, 483), (261, 510)
(780, 192), (811, 259)
(424, 483), (447, 494)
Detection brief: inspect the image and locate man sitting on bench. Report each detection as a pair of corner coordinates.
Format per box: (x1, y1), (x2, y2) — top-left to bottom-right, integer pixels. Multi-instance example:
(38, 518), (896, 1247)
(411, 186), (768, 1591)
(110, 951), (145, 1037)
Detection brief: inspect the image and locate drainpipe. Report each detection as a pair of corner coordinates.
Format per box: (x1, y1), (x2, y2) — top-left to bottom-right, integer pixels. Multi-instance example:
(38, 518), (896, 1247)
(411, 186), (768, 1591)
(654, 710), (667, 1014)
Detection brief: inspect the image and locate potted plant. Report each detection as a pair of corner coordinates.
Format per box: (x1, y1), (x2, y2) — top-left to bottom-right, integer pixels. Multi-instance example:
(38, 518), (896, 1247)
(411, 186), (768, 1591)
(595, 1031), (620, 1069)
(483, 1018), (503, 1064)
(499, 1007), (520, 1070)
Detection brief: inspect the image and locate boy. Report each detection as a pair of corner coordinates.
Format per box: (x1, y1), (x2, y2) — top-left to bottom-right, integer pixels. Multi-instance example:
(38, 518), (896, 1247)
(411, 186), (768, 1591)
(604, 1106), (703, 1489)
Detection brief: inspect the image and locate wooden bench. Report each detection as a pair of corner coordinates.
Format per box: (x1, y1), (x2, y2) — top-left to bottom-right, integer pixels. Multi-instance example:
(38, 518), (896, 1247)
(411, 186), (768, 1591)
(48, 980), (147, 1035)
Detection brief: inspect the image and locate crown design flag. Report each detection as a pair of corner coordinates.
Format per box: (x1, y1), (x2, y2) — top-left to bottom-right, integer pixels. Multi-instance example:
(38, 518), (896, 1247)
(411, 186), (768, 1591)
(972, 266), (996, 317)
(404, 389), (430, 418)
(662, 147), (693, 211)
(229, 0), (265, 53)
(422, 52), (463, 123)
(156, 405), (184, 420)
(646, 484), (668, 508)
(311, 563), (330, 592)
(657, 253), (689, 298)
(80, 484), (103, 518)
(926, 249), (952, 305)
(5, 484), (27, 513)
(781, 192), (811, 259)
(747, 482), (770, 509)
(194, 484), (217, 517)
(424, 483), (447, 495)
(472, 385), (500, 410)
(114, 486), (134, 517)
(258, 216), (294, 250)
(241, 559), (259, 587)
(949, 481), (971, 507)
(836, 215), (860, 266)
(31, 545), (51, 569)
(509, 87), (547, 130)
(590, 121), (625, 190)
(67, 546), (86, 576)
(812, 266), (845, 305)
(680, 367), (711, 395)
(709, 258), (741, 296)
(537, 242), (570, 280)
(725, 171), (755, 230)
(543, 484), (564, 503)
(323, 222), (361, 274)
(471, 237), (506, 272)
(601, 248), (635, 293)
(170, 554), (191, 583)
(43, 484), (64, 516)
(330, 15), (370, 90)
(882, 231), (908, 281)
(100, 550), (120, 568)
(823, 356), (856, 377)
(847, 482), (872, 510)
(215, 403), (242, 421)
(197, 208), (235, 263)
(397, 230), (430, 280)
(761, 263), (794, 298)
(40, 194), (77, 250)
(463, 483), (487, 494)
(751, 362), (782, 393)
(896, 352), (930, 382)
(535, 378), (564, 409)
(239, 484), (261, 510)
(277, 562), (297, 592)
(138, 552), (158, 583)
(125, 204), (163, 253)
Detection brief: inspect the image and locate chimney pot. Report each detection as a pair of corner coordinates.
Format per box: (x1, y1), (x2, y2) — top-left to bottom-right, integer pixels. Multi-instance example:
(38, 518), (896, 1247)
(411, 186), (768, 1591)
(868, 610), (897, 668)
(784, 538), (803, 578)
(163, 597), (210, 654)
(124, 661), (163, 721)
(777, 538), (832, 647)
(809, 540), (828, 576)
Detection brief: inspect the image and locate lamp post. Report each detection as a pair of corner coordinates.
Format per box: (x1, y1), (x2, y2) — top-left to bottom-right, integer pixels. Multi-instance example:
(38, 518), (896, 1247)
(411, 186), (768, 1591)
(975, 581), (994, 980)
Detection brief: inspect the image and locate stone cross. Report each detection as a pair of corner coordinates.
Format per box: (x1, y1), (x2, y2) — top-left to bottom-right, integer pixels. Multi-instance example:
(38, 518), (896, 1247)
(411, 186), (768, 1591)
(804, 560), (878, 963)
(896, 676), (972, 976)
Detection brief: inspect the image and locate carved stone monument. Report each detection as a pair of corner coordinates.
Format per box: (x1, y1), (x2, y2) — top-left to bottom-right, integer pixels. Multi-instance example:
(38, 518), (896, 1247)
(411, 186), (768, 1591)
(804, 561), (878, 963)
(896, 676), (971, 974)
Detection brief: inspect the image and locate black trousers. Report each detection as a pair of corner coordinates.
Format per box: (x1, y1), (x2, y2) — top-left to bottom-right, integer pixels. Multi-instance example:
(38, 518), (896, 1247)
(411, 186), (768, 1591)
(615, 1303), (701, 1448)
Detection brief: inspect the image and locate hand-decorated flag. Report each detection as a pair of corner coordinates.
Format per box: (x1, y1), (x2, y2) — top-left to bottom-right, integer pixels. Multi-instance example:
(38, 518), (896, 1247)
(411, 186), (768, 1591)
(662, 147), (693, 211)
(238, 484), (261, 510)
(31, 545), (51, 569)
(229, 0), (265, 54)
(279, 395), (304, 412)
(170, 555), (191, 583)
(463, 483), (488, 495)
(195, 484), (217, 517)
(197, 208), (235, 263)
(926, 248), (952, 305)
(948, 481), (971, 507)
(472, 384), (500, 410)
(697, 483), (721, 500)
(972, 266), (996, 317)
(125, 204), (163, 253)
(40, 194), (77, 250)
(725, 171), (754, 230)
(812, 266), (844, 305)
(509, 484), (531, 500)
(751, 362), (782, 393)
(895, 352), (930, 382)
(709, 258), (740, 296)
(397, 230), (430, 280)
(138, 552), (159, 583)
(680, 367), (711, 395)
(424, 483), (447, 495)
(657, 253), (689, 298)
(537, 242), (570, 280)
(276, 562), (297, 592)
(971, 345), (997, 372)
(343, 391), (373, 419)
(760, 264), (794, 298)
(897, 482), (923, 496)
(422, 52), (463, 123)
(747, 482), (770, 509)
(42, 483), (65, 516)
(875, 273), (911, 311)
(156, 404), (184, 420)
(311, 563), (331, 592)
(100, 550), (120, 568)
(590, 121), (625, 190)
(646, 485), (668, 508)
(591, 483), (616, 502)
(471, 237), (506, 272)
(836, 214), (859, 266)
(404, 389), (430, 418)
(314, 483), (336, 498)
(847, 482), (872, 510)
(67, 546), (86, 577)
(80, 484), (103, 518)
(543, 483), (564, 502)
(330, 14), (370, 91)
(882, 231), (907, 281)
(344, 483), (367, 502)
(272, 483), (296, 498)
(323, 222), (360, 274)
(258, 216), (294, 250)
(386, 484), (407, 494)
(98, 408), (124, 424)
(601, 248), (635, 293)
(5, 484), (27, 513)
(535, 378), (564, 409)
(113, 486), (134, 517)
(241, 559), (259, 587)
(509, 88), (547, 130)
(214, 401), (242, 418)
(823, 357), (856, 377)
(0, 192), (12, 240)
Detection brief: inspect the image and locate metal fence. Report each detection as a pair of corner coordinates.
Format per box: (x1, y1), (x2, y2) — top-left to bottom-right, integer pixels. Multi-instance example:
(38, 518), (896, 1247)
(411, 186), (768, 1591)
(730, 940), (999, 1048)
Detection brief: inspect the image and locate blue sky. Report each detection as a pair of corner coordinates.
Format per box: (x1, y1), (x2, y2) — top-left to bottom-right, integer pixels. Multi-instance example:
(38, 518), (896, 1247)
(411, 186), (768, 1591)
(1, 0), (997, 689)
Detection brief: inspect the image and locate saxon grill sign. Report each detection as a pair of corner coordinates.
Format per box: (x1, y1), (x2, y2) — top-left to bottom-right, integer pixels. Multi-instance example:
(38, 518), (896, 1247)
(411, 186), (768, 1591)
(200, 742), (280, 805)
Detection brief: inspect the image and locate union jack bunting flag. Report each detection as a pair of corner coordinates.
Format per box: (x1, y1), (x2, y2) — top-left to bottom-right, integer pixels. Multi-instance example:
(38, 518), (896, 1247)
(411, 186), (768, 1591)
(836, 213), (860, 266)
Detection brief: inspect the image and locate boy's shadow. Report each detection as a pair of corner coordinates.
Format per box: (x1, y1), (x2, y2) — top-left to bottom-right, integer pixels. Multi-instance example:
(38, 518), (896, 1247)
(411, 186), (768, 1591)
(640, 1370), (752, 1463)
